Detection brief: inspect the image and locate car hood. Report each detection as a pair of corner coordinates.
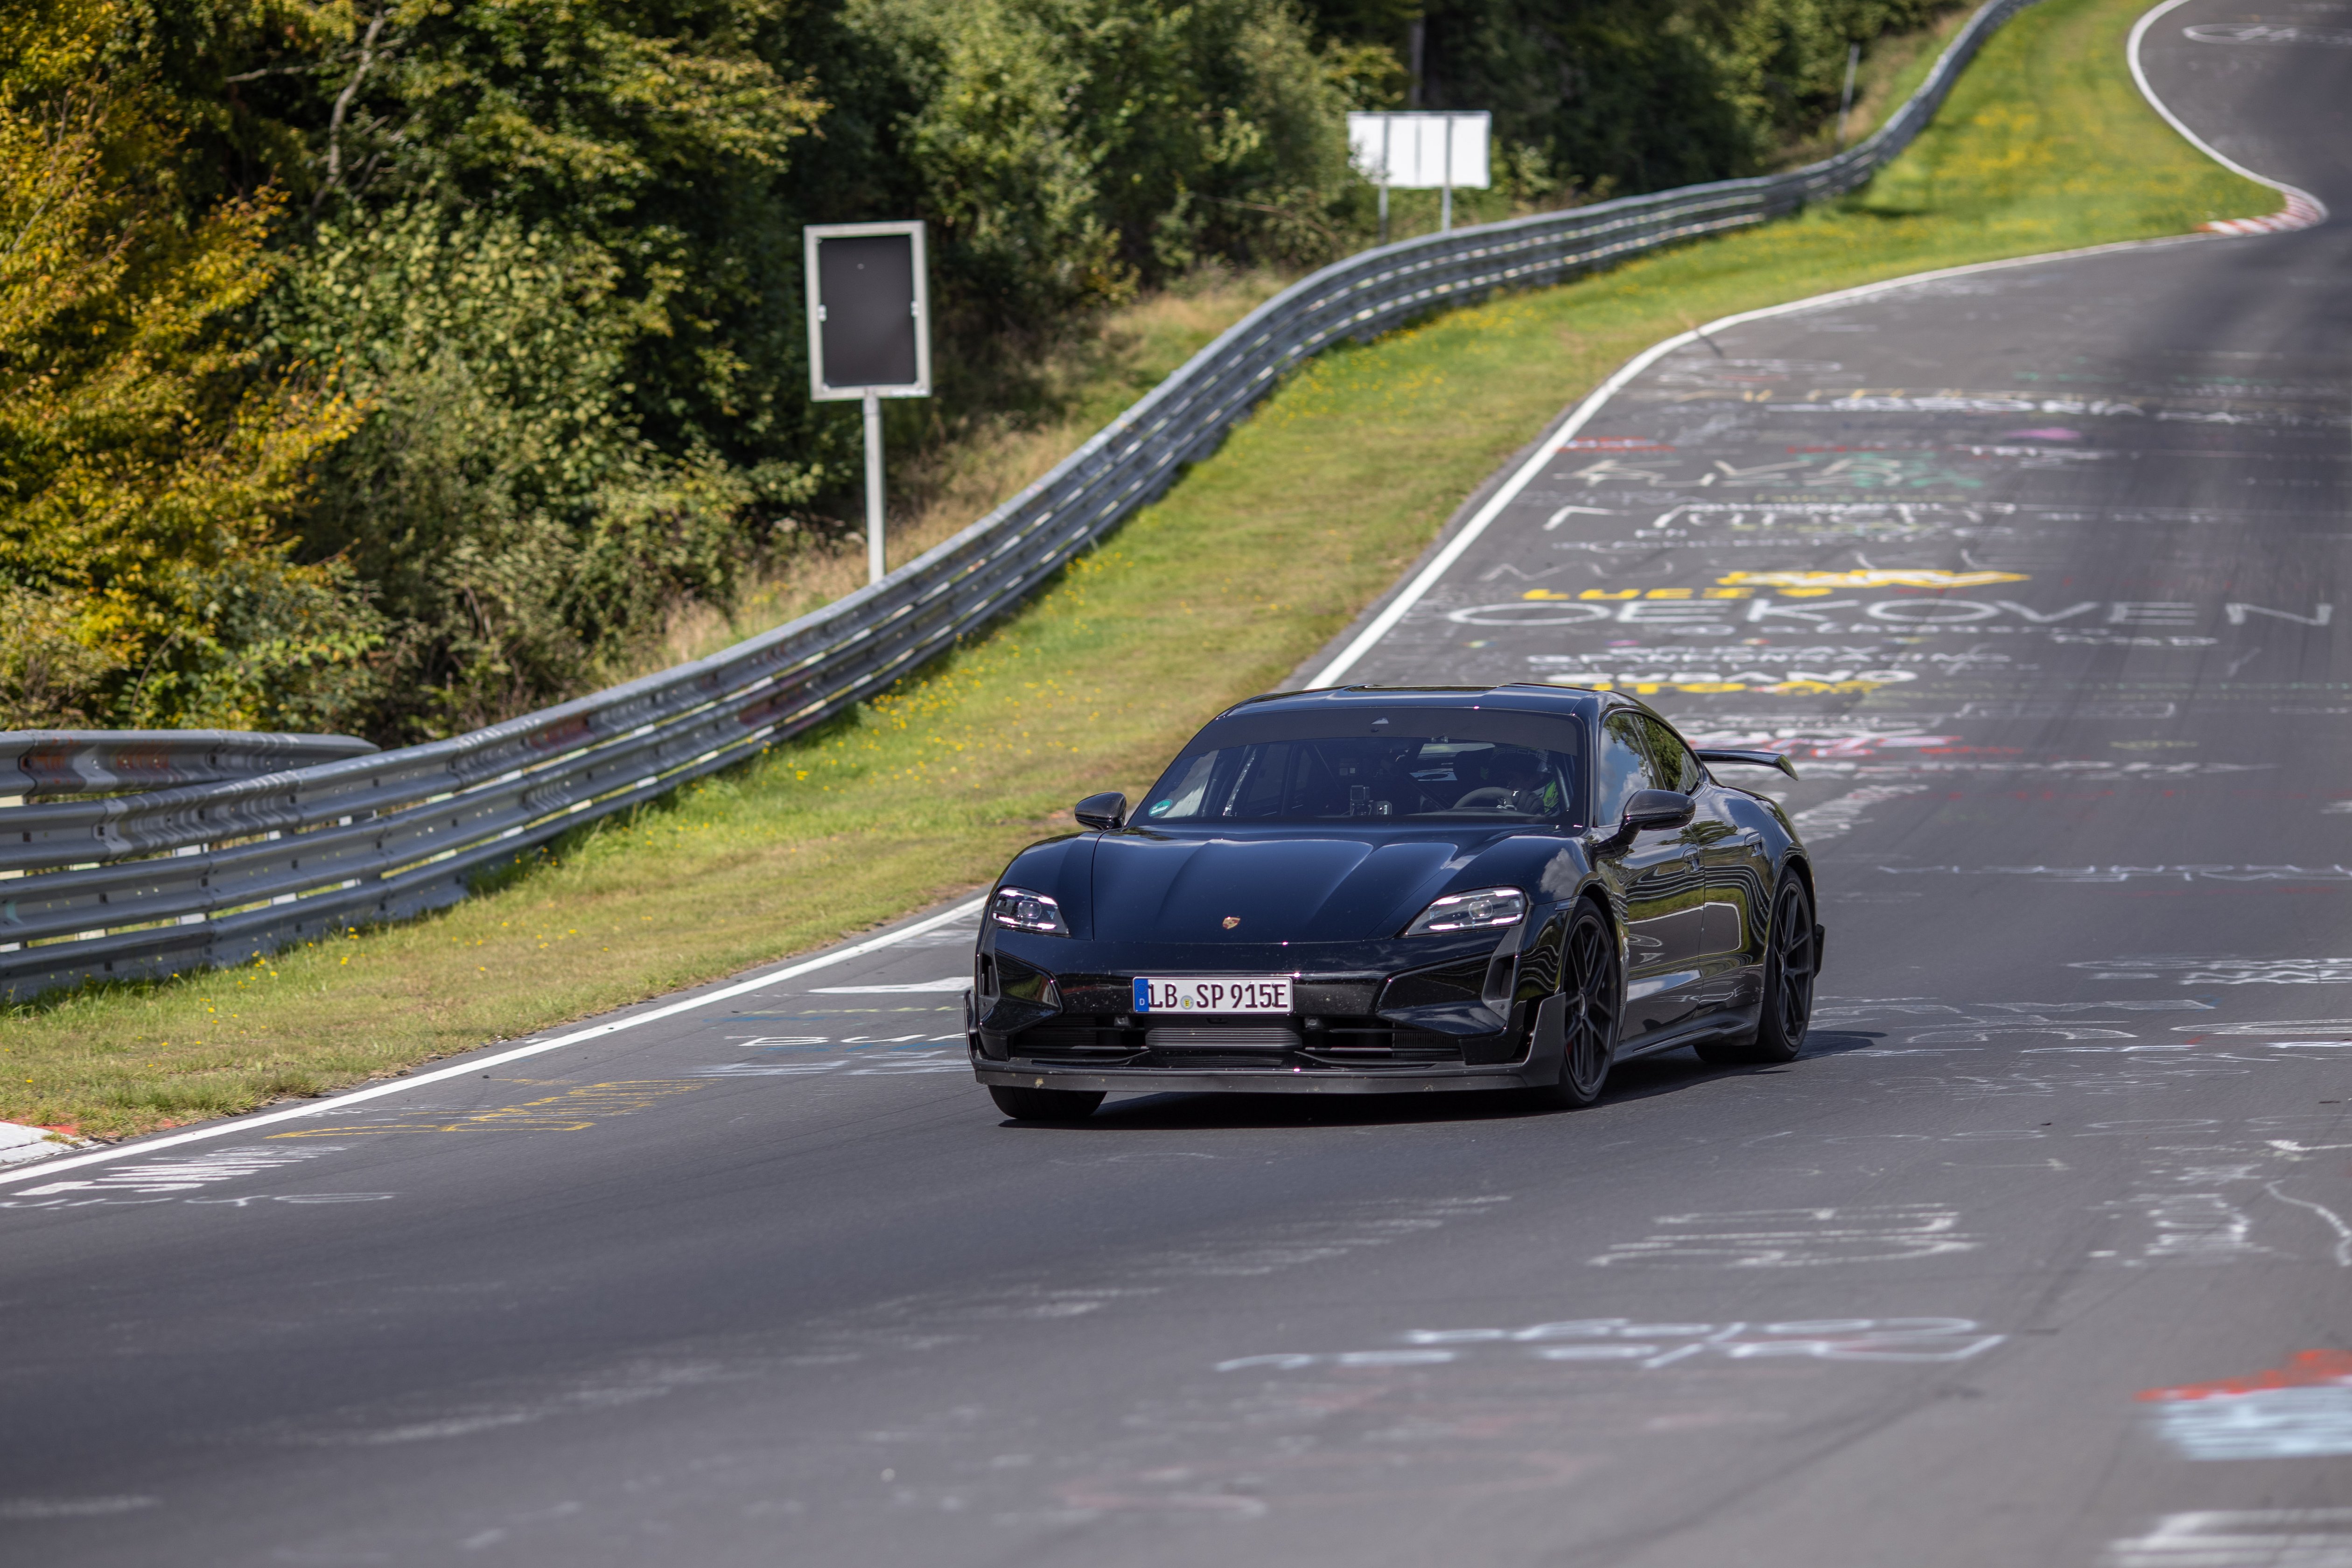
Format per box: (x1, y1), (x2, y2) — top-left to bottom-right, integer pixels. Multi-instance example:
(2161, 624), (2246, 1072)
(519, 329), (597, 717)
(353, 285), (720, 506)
(1088, 828), (1512, 944)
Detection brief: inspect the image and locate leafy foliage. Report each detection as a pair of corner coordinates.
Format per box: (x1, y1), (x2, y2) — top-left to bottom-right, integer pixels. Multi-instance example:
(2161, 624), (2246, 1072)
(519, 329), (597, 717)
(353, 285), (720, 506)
(1312, 0), (1961, 194)
(0, 0), (377, 731)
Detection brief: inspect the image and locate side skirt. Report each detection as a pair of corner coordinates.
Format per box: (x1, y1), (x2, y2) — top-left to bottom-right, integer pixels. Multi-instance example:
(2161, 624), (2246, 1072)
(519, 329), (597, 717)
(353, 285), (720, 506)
(1614, 1004), (1758, 1064)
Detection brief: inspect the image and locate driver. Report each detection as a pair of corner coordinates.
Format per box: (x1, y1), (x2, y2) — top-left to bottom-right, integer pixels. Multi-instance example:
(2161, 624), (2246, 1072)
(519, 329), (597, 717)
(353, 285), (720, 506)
(1453, 751), (1554, 812)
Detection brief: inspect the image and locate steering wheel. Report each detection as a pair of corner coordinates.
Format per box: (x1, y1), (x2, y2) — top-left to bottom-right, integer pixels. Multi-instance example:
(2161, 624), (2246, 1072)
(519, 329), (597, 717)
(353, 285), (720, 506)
(1452, 786), (1517, 810)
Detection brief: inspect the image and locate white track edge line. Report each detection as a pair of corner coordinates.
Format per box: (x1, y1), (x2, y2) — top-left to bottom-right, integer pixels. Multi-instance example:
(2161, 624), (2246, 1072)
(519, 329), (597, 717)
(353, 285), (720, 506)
(0, 896), (987, 1186)
(2128, 0), (2329, 222)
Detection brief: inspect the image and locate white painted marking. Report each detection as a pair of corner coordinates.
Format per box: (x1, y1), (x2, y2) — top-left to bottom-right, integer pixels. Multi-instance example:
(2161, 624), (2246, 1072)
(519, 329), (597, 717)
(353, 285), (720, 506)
(809, 977), (973, 994)
(0, 897), (988, 1189)
(2107, 1511), (2352, 1568)
(8, 1144), (332, 1197)
(1591, 1205), (1979, 1267)
(1789, 784), (1930, 840)
(1221, 1316), (2002, 1372)
(2266, 1183), (2352, 1267)
(2137, 1193), (2268, 1261)
(2150, 1386), (2352, 1460)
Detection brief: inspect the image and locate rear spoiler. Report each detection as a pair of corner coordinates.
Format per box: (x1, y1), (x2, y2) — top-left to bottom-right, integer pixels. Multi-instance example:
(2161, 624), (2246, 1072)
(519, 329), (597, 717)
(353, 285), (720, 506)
(1695, 748), (1799, 780)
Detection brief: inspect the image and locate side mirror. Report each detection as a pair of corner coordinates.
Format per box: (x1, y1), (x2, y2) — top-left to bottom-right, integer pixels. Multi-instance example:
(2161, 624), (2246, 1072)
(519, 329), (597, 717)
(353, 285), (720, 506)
(1074, 791), (1128, 831)
(1621, 788), (1695, 833)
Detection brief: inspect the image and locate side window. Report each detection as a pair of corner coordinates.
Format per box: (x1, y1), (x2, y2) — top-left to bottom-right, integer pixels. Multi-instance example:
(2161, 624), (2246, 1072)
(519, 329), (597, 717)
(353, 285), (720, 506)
(1637, 714), (1704, 794)
(1595, 713), (1660, 827)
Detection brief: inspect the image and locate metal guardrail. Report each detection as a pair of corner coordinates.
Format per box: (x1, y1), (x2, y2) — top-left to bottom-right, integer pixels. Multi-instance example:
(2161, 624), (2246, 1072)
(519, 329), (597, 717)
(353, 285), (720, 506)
(4, 732), (378, 800)
(0, 0), (2034, 1000)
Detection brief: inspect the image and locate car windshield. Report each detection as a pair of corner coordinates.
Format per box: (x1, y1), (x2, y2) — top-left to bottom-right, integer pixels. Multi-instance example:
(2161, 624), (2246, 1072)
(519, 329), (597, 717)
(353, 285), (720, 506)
(1141, 735), (1581, 823)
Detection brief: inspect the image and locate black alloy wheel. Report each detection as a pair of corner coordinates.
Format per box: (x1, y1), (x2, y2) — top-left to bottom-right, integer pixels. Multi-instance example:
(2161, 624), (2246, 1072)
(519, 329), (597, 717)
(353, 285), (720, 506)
(988, 1084), (1105, 1122)
(1537, 903), (1621, 1108)
(1699, 873), (1816, 1066)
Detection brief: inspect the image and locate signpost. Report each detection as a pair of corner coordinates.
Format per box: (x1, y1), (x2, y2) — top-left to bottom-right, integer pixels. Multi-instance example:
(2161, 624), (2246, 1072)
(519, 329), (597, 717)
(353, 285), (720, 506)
(1837, 42), (1861, 148)
(1346, 111), (1491, 238)
(805, 221), (931, 586)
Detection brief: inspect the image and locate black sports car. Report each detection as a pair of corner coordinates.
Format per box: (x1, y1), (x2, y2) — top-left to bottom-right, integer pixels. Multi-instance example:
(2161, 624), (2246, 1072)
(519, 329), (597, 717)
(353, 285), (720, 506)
(968, 684), (1820, 1120)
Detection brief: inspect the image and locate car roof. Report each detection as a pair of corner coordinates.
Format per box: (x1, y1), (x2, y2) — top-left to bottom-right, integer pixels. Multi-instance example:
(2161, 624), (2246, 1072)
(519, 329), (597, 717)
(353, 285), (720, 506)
(1222, 683), (1610, 722)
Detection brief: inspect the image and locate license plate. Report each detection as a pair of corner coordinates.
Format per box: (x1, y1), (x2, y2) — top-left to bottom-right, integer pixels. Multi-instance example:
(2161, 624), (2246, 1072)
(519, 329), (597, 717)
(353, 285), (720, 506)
(1132, 976), (1293, 1015)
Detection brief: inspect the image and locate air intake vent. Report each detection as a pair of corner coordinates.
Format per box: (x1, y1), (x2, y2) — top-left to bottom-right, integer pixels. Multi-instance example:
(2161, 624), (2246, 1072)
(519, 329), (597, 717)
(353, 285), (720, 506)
(1147, 1027), (1299, 1052)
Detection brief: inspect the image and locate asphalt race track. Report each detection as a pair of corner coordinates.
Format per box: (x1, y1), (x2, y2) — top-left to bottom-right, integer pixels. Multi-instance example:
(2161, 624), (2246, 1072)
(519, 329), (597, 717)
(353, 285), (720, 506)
(5, 9), (2348, 1564)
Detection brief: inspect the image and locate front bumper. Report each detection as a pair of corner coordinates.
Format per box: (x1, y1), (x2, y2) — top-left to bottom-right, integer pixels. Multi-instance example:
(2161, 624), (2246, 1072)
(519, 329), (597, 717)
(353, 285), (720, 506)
(973, 1053), (1556, 1096)
(969, 929), (1571, 1096)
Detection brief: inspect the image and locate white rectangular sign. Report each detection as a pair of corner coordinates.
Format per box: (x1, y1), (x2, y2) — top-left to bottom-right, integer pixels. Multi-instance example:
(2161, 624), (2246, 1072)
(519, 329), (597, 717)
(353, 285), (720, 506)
(1347, 111), (1491, 190)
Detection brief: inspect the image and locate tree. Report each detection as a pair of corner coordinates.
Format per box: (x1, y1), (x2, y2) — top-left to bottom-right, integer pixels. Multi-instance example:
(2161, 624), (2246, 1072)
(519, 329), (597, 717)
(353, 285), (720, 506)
(0, 0), (378, 732)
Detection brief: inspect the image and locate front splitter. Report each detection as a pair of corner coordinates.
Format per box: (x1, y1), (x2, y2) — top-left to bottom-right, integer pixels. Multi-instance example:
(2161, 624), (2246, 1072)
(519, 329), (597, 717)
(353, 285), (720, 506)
(973, 1060), (1548, 1095)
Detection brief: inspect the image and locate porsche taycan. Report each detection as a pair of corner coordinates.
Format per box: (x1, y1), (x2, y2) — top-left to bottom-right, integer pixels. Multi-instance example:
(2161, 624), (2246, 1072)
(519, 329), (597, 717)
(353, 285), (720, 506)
(968, 684), (1821, 1120)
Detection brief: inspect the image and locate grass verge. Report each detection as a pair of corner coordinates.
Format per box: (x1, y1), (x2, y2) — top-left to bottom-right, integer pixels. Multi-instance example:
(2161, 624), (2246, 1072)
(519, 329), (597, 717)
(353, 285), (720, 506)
(0, 0), (2270, 1140)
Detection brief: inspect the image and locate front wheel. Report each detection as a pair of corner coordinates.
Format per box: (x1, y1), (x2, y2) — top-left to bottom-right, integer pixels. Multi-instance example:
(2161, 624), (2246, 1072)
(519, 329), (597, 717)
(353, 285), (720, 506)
(988, 1084), (1104, 1121)
(1698, 873), (1816, 1066)
(1530, 903), (1621, 1109)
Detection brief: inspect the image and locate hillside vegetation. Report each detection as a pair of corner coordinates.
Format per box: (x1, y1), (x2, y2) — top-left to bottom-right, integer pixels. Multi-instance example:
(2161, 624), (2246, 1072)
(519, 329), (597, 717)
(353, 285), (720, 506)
(2, 0), (1962, 742)
(0, 0), (2272, 1138)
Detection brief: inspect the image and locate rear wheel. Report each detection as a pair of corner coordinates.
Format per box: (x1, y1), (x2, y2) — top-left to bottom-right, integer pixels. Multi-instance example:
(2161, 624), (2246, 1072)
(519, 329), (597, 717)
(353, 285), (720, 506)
(1697, 874), (1816, 1066)
(988, 1084), (1104, 1121)
(1532, 903), (1621, 1108)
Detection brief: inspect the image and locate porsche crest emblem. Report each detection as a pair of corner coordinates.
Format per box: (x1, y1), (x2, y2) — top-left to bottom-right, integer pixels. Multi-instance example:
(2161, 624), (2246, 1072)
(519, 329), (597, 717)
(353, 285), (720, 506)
(1222, 916), (1241, 929)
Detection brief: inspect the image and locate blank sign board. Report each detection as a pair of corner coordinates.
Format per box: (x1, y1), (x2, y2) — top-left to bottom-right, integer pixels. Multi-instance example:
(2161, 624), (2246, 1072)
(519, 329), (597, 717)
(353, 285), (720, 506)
(805, 221), (931, 400)
(1346, 112), (1491, 190)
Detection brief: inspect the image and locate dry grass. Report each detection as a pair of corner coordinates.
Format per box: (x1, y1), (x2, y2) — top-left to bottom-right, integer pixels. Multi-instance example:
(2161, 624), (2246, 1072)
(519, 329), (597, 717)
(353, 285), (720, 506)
(0, 0), (2270, 1140)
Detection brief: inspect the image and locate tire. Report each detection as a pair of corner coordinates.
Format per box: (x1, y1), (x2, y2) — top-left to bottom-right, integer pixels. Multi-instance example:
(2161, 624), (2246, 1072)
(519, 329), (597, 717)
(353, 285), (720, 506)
(1697, 873), (1817, 1066)
(988, 1084), (1105, 1121)
(1530, 903), (1622, 1108)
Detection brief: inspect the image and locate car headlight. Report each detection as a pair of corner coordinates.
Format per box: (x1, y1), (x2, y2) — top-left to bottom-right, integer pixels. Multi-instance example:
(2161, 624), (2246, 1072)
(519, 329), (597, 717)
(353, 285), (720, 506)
(1403, 887), (1526, 936)
(991, 887), (1069, 935)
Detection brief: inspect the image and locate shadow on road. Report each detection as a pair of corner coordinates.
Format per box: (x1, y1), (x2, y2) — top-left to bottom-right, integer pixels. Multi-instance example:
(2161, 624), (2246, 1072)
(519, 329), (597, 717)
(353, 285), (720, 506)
(996, 1029), (1885, 1130)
